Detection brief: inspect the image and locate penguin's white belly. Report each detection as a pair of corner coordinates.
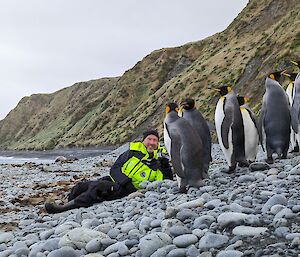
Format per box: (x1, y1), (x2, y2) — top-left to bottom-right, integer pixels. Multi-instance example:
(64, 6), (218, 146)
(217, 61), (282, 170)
(286, 84), (298, 148)
(215, 98), (233, 166)
(163, 123), (172, 157)
(241, 109), (258, 161)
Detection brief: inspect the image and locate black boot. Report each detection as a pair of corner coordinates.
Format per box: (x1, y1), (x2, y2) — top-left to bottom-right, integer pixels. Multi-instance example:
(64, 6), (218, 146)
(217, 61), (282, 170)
(45, 200), (80, 214)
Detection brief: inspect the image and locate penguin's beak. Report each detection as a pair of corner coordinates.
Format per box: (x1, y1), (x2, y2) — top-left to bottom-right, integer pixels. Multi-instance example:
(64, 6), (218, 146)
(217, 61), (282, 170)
(178, 106), (183, 117)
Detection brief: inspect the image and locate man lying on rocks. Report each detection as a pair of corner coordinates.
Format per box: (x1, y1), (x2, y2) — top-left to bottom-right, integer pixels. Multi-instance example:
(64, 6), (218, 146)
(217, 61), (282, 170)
(45, 129), (173, 214)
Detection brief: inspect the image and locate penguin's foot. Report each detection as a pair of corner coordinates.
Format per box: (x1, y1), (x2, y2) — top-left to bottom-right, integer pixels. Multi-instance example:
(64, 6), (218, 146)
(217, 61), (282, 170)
(266, 157), (273, 164)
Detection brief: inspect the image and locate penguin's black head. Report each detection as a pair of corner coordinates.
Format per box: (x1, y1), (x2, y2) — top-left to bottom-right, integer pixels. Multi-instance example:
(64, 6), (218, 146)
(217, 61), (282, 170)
(268, 70), (285, 81)
(236, 96), (249, 106)
(216, 86), (232, 96)
(165, 103), (179, 113)
(290, 60), (300, 68)
(180, 98), (195, 110)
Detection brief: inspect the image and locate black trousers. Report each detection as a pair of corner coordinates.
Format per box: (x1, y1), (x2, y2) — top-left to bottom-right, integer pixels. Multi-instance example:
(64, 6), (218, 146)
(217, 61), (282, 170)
(68, 176), (132, 207)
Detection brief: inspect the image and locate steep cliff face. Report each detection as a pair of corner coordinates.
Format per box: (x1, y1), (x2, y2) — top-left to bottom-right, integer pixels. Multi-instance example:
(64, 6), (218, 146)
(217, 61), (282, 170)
(0, 0), (299, 150)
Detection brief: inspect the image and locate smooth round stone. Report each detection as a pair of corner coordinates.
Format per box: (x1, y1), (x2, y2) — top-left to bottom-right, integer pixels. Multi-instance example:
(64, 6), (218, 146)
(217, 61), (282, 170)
(169, 225), (191, 237)
(40, 229), (55, 240)
(59, 227), (108, 249)
(274, 208), (294, 219)
(243, 196), (252, 203)
(150, 219), (162, 228)
(267, 168), (278, 175)
(232, 226), (268, 236)
(286, 233), (300, 240)
(270, 204), (285, 215)
(139, 232), (172, 257)
(193, 215), (216, 229)
(198, 233), (229, 250)
(85, 238), (102, 253)
(151, 245), (176, 257)
(292, 205), (300, 212)
(186, 244), (200, 257)
(284, 165), (293, 172)
(12, 241), (27, 251)
(177, 198), (204, 209)
(15, 247), (30, 257)
(107, 228), (120, 239)
(84, 254), (105, 257)
(167, 248), (186, 257)
(229, 203), (243, 213)
(272, 218), (288, 228)
(54, 222), (80, 235)
(119, 221), (136, 233)
(139, 217), (153, 230)
(192, 229), (205, 238)
(0, 232), (14, 243)
(161, 219), (183, 233)
(176, 209), (197, 221)
(173, 234), (198, 247)
(274, 227), (290, 237)
(216, 250), (243, 257)
(103, 242), (129, 256)
(165, 207), (179, 219)
(249, 162), (270, 171)
(204, 199), (222, 210)
(237, 175), (255, 183)
(261, 194), (287, 213)
(47, 246), (78, 257)
(217, 212), (258, 228)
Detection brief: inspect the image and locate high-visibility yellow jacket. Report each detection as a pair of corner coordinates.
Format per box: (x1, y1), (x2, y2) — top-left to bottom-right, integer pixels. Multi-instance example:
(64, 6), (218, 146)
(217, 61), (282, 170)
(110, 142), (172, 190)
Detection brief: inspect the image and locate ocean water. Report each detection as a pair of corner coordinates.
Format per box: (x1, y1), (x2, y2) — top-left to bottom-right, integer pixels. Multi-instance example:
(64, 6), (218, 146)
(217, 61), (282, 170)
(0, 147), (114, 164)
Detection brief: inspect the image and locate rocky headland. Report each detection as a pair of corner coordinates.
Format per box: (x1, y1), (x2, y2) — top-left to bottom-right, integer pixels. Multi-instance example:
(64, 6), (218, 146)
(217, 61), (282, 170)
(0, 144), (299, 257)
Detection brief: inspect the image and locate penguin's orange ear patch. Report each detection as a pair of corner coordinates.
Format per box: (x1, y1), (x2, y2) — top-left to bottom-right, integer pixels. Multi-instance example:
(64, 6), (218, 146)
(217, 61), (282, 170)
(227, 86), (232, 93)
(166, 106), (171, 113)
(269, 74), (275, 80)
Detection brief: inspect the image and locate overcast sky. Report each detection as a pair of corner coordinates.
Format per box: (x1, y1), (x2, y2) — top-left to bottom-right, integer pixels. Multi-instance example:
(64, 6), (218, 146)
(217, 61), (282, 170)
(0, 0), (248, 120)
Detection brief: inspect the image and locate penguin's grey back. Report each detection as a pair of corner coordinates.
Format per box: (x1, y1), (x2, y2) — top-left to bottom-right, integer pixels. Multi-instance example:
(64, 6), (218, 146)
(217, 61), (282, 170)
(182, 108), (212, 166)
(225, 91), (246, 163)
(262, 77), (291, 152)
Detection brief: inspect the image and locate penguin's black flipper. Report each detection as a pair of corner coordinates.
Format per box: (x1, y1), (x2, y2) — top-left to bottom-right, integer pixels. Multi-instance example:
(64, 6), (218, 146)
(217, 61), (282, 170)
(290, 106), (299, 133)
(221, 110), (232, 149)
(165, 123), (184, 178)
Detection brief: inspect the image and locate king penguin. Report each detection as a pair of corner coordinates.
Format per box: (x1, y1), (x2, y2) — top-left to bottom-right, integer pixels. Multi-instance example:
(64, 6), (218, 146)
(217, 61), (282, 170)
(259, 71), (291, 163)
(283, 72), (299, 152)
(237, 96), (259, 162)
(179, 98), (212, 174)
(214, 86), (248, 173)
(163, 102), (207, 192)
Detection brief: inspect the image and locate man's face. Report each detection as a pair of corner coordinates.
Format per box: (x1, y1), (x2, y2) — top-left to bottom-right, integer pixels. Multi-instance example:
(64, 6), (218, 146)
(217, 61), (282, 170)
(143, 135), (158, 153)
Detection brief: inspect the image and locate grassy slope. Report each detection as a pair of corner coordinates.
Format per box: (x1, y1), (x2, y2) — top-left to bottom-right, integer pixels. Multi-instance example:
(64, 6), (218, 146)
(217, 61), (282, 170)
(0, 0), (299, 150)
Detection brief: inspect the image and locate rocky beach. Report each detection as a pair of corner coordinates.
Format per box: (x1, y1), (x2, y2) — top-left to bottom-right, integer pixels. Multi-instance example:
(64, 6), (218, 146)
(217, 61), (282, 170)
(0, 144), (300, 257)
